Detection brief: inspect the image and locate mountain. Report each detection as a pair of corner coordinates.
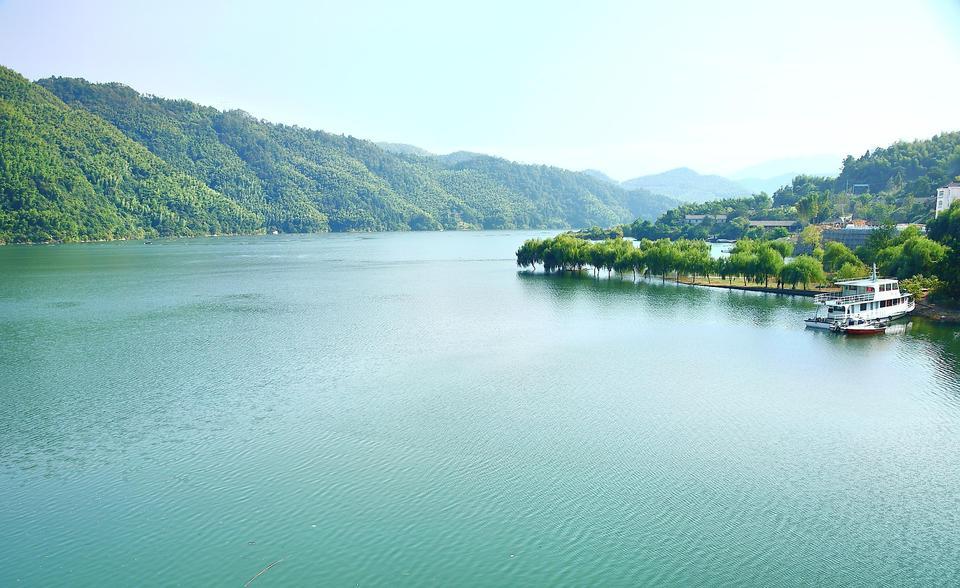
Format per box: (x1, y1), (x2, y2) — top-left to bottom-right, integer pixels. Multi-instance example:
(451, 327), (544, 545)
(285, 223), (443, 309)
(0, 64), (679, 243)
(621, 167), (749, 203)
(0, 66), (260, 244)
(376, 142), (433, 157)
(581, 169), (619, 185)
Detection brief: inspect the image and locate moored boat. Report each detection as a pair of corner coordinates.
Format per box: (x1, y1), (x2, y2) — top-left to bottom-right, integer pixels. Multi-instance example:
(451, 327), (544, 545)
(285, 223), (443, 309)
(831, 318), (888, 336)
(805, 265), (914, 330)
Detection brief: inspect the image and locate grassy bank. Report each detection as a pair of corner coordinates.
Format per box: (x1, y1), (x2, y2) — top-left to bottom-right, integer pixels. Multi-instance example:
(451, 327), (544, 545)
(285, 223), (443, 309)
(674, 275), (839, 297)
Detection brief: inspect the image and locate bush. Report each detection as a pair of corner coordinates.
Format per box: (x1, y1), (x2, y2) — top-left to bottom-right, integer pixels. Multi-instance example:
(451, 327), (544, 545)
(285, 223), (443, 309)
(899, 275), (943, 298)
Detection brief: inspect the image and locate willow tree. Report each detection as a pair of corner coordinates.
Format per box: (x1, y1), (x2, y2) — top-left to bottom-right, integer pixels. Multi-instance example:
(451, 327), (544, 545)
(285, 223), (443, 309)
(516, 239), (543, 271)
(780, 255), (825, 289)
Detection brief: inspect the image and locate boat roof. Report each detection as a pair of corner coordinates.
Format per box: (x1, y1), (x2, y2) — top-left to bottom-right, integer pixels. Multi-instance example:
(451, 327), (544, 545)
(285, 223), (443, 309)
(835, 277), (898, 286)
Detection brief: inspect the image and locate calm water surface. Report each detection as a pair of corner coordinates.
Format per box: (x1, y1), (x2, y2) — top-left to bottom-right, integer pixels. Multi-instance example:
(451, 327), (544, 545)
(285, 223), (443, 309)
(1, 231), (959, 586)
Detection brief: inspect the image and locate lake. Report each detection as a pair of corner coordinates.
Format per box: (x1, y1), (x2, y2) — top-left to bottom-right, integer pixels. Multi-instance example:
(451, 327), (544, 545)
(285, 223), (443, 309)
(2, 231), (959, 586)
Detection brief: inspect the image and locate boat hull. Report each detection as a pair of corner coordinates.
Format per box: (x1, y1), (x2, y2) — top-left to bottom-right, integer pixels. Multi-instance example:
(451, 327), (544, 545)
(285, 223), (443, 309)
(841, 326), (886, 335)
(804, 319), (838, 330)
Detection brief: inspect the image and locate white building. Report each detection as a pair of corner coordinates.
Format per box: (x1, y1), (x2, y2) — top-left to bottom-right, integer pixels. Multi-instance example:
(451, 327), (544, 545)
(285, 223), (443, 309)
(936, 182), (960, 218)
(684, 214), (727, 225)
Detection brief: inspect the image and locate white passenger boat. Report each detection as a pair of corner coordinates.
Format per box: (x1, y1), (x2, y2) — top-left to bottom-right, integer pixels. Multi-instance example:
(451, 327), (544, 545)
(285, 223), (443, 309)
(805, 265), (914, 330)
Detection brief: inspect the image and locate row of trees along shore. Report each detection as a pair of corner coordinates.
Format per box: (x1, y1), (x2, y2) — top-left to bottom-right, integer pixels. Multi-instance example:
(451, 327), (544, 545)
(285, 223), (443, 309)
(517, 224), (953, 295)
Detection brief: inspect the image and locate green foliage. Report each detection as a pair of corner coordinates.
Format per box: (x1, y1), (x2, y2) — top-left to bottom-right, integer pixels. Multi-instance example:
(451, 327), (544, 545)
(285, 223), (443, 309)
(876, 235), (948, 279)
(623, 193), (791, 241)
(899, 275), (944, 298)
(36, 74), (676, 234)
(928, 201), (960, 298)
(834, 262), (868, 281)
(773, 133), (960, 223)
(517, 234), (835, 293)
(0, 65), (682, 243)
(0, 66), (262, 243)
(515, 235), (715, 282)
(780, 255), (826, 289)
(822, 242), (861, 272)
(767, 239), (794, 258)
(799, 225), (822, 248)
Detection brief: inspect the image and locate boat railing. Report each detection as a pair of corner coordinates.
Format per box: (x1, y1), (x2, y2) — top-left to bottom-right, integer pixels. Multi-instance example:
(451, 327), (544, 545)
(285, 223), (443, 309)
(814, 292), (875, 305)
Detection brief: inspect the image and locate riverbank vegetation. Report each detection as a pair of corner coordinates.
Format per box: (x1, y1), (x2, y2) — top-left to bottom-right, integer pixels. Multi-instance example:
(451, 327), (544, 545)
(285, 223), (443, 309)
(516, 235), (824, 291)
(604, 133), (960, 246)
(518, 214), (958, 304)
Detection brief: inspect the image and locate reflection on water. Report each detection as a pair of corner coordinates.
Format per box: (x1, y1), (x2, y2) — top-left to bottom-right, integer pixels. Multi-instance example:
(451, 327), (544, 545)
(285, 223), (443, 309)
(517, 269), (811, 328)
(1, 232), (960, 586)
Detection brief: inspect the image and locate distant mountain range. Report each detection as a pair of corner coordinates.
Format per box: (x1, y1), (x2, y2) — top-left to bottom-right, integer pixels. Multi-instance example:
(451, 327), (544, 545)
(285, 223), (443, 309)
(729, 155), (842, 195)
(620, 167), (749, 203)
(0, 64), (679, 243)
(581, 157), (844, 204)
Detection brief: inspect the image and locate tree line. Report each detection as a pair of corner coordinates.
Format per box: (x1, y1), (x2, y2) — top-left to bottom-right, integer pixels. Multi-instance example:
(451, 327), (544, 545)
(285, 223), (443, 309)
(516, 235), (826, 290)
(517, 218), (957, 296)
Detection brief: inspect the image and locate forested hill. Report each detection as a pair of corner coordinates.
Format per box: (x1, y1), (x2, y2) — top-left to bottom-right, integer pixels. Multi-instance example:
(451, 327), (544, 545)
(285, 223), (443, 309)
(0, 66), (260, 243)
(773, 133), (960, 222)
(0, 66), (677, 243)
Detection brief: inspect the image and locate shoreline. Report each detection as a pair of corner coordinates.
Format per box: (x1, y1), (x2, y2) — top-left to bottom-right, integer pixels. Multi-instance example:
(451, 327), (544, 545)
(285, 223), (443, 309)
(674, 277), (831, 297)
(680, 277), (959, 323)
(913, 297), (960, 323)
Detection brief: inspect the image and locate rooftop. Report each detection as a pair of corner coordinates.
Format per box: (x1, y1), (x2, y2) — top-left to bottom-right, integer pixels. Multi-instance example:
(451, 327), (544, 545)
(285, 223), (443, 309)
(684, 214), (727, 220)
(834, 277), (898, 286)
(748, 220), (798, 227)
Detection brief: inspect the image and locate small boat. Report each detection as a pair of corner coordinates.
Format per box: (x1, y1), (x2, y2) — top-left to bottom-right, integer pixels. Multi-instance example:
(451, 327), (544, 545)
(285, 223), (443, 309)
(831, 318), (888, 336)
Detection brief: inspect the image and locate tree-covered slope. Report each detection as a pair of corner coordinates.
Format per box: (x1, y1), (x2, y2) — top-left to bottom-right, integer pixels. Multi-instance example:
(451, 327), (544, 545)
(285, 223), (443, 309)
(773, 133), (960, 223)
(0, 66), (260, 243)
(35, 73), (677, 238)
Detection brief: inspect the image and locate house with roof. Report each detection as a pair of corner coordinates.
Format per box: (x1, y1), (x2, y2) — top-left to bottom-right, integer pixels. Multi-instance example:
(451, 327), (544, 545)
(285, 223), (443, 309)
(936, 182), (960, 218)
(684, 214), (727, 225)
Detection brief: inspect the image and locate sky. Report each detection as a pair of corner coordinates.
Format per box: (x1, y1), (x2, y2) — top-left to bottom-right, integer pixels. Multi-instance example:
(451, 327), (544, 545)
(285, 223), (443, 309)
(1, 0), (959, 180)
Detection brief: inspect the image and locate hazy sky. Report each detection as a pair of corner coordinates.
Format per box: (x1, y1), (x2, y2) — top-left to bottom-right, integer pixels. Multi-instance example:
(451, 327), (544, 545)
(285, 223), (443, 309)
(1, 0), (959, 179)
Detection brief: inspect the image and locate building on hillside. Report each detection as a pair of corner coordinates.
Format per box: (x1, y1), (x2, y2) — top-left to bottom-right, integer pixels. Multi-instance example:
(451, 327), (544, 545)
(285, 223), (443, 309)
(821, 225), (877, 249)
(748, 220), (800, 231)
(936, 183), (960, 218)
(684, 214), (727, 225)
(821, 215), (853, 228)
(821, 223), (926, 250)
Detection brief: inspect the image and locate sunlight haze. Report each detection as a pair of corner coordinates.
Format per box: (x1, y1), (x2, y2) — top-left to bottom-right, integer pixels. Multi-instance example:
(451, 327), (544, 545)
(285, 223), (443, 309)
(1, 0), (958, 177)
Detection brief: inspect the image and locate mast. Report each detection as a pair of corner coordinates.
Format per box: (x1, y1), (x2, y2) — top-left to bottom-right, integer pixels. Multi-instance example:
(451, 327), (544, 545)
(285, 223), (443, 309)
(870, 263), (877, 282)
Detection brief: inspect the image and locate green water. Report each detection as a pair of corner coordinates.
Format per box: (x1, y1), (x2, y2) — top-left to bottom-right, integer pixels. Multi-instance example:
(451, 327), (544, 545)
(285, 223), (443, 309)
(2, 232), (960, 586)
